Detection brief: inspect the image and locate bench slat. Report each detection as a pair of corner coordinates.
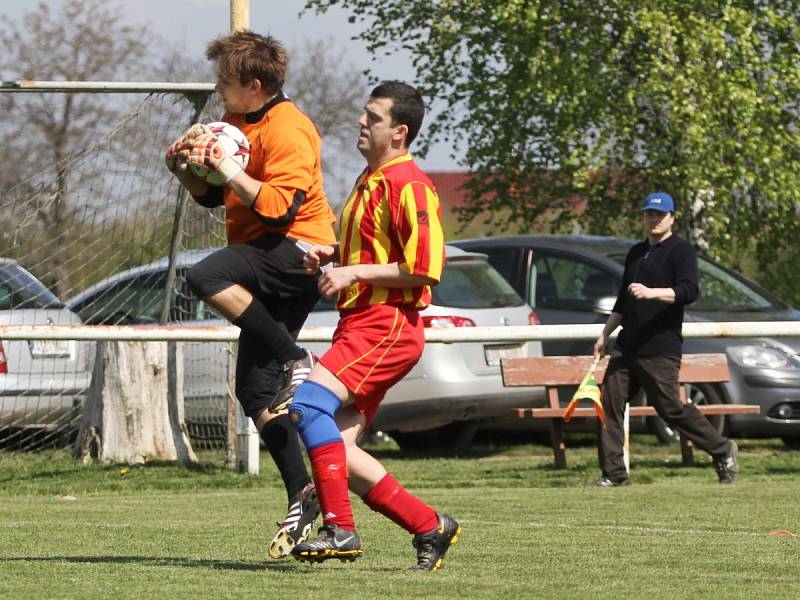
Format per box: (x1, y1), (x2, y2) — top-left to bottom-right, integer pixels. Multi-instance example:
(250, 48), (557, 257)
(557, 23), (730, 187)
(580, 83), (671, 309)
(516, 404), (761, 419)
(502, 353), (730, 386)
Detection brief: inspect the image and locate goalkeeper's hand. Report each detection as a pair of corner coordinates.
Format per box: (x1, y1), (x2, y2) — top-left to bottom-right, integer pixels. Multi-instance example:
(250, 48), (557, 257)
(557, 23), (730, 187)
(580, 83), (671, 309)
(185, 132), (243, 184)
(165, 123), (214, 173)
(165, 138), (192, 174)
(181, 123), (213, 143)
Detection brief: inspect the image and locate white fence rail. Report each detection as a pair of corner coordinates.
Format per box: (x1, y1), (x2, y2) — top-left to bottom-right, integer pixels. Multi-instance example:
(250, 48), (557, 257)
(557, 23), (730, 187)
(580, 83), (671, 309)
(2, 320), (797, 471)
(2, 321), (800, 342)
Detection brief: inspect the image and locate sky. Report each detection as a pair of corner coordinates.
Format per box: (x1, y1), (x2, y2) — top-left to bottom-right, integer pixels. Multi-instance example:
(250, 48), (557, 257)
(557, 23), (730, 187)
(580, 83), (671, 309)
(1, 0), (461, 171)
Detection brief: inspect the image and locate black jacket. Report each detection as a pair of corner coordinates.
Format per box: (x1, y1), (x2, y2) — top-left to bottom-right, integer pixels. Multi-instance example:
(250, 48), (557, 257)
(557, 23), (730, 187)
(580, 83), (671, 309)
(613, 234), (699, 357)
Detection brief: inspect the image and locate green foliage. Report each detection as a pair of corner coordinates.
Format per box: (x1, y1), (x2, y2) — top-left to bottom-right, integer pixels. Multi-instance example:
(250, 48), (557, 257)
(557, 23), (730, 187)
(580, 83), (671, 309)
(306, 0), (800, 303)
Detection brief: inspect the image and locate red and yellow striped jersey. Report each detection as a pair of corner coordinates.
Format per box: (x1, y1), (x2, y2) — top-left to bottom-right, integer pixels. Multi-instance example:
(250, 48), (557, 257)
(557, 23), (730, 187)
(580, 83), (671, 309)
(337, 153), (445, 310)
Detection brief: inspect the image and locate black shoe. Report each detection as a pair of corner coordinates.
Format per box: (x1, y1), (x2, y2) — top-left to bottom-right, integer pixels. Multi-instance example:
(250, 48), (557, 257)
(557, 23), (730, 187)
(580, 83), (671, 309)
(268, 350), (315, 414)
(268, 483), (320, 559)
(593, 476), (630, 488)
(714, 441), (739, 484)
(292, 523), (364, 563)
(409, 513), (462, 571)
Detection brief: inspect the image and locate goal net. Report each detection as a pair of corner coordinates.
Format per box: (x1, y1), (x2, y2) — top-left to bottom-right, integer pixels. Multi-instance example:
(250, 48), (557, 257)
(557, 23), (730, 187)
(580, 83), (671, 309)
(0, 84), (233, 451)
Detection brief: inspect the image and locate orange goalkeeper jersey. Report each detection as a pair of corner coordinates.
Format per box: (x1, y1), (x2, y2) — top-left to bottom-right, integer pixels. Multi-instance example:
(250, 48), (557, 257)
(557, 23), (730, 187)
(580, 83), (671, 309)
(222, 97), (336, 246)
(337, 153), (445, 310)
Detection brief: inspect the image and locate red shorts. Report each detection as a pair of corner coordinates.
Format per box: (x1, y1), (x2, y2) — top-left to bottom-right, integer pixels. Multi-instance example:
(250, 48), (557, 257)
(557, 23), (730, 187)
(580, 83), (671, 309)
(319, 303), (424, 426)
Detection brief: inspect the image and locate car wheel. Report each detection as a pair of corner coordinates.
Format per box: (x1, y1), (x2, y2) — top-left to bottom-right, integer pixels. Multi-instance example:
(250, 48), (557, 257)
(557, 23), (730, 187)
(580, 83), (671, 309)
(647, 383), (726, 445)
(782, 436), (800, 449)
(435, 420), (479, 451)
(389, 430), (436, 452)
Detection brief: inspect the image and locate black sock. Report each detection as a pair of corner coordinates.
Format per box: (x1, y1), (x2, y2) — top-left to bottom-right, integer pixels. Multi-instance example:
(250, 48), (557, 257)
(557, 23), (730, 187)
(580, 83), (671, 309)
(260, 414), (311, 503)
(233, 300), (306, 364)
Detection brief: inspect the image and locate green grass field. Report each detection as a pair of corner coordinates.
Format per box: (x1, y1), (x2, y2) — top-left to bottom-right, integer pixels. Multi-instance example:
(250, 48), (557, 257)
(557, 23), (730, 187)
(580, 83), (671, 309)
(1, 435), (798, 599)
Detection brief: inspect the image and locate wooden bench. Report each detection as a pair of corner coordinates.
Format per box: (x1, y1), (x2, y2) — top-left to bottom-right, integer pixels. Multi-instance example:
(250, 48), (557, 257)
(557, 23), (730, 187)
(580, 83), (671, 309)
(501, 353), (760, 469)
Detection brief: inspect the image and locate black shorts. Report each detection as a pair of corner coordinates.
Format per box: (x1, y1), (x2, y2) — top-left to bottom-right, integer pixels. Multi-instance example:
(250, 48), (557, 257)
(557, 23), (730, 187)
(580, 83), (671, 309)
(187, 233), (321, 418)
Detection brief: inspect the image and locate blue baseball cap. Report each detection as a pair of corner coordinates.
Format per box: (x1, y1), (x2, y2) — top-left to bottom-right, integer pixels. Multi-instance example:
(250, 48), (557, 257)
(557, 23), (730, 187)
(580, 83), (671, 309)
(641, 192), (674, 212)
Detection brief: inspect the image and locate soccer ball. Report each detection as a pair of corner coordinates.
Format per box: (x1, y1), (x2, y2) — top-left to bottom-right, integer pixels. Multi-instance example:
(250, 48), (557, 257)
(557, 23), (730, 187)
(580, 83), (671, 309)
(190, 121), (250, 186)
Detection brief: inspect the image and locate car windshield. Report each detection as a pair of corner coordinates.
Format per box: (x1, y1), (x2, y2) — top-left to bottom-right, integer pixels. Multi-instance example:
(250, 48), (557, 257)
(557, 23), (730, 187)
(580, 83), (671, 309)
(693, 257), (776, 312)
(0, 264), (63, 309)
(433, 259), (524, 308)
(607, 252), (777, 312)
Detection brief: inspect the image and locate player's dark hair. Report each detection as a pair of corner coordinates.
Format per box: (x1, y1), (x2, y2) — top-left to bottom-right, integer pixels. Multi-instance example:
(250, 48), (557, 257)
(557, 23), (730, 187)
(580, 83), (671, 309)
(206, 31), (287, 95)
(369, 81), (425, 146)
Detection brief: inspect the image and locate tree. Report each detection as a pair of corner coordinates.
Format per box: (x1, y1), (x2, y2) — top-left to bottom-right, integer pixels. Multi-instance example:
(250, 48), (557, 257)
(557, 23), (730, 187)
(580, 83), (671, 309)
(285, 38), (365, 208)
(0, 0), (156, 297)
(306, 0), (800, 303)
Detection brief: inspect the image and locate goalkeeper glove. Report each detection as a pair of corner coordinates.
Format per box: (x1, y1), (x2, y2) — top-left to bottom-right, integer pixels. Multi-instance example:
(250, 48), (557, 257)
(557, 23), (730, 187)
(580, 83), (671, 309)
(165, 124), (214, 173)
(165, 138), (191, 173)
(181, 123), (213, 142)
(186, 132), (243, 184)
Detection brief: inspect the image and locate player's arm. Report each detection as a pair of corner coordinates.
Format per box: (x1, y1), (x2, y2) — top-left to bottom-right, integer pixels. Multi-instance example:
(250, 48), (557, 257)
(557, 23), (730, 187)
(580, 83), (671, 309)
(317, 263), (434, 299)
(245, 126), (317, 223)
(627, 283), (676, 303)
(594, 311), (622, 358)
(303, 243), (340, 273)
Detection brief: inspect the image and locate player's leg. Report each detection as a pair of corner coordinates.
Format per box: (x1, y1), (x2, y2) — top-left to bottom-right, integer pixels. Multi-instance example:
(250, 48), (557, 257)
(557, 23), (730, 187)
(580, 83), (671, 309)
(285, 374), (363, 563)
(337, 405), (461, 571)
(185, 242), (311, 366)
(633, 355), (738, 482)
(596, 351), (637, 485)
(234, 330), (319, 558)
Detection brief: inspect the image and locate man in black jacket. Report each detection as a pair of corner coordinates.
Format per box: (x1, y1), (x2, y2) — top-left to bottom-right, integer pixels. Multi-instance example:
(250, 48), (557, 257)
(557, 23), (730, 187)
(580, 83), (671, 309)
(592, 192), (739, 486)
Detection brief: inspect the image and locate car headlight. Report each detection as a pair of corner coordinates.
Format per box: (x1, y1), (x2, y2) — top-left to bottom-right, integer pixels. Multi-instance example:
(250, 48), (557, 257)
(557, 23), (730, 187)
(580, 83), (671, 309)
(727, 345), (800, 369)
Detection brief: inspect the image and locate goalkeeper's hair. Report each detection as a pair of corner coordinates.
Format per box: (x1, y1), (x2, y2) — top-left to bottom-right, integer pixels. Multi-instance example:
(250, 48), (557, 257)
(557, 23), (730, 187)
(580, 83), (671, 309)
(369, 81), (425, 146)
(206, 31), (287, 95)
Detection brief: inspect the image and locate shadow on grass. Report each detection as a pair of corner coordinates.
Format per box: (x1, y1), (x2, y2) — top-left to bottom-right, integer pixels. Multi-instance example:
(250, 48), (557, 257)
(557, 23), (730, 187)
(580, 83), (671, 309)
(0, 459), (226, 486)
(0, 555), (297, 572)
(0, 554), (402, 573)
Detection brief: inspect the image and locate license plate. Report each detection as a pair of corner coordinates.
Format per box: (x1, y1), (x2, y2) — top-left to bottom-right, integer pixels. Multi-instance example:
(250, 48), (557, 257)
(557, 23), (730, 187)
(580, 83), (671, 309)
(28, 339), (75, 359)
(484, 344), (525, 366)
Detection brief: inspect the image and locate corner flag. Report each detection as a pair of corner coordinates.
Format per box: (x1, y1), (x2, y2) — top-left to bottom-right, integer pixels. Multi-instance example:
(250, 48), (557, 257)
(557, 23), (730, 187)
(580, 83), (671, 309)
(563, 357), (605, 426)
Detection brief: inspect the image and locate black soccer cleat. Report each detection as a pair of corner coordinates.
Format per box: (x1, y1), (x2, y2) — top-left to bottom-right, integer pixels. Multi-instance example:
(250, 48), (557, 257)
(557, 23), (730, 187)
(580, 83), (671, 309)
(268, 483), (320, 559)
(292, 523), (364, 563)
(409, 513), (462, 571)
(268, 350), (315, 414)
(714, 440), (739, 484)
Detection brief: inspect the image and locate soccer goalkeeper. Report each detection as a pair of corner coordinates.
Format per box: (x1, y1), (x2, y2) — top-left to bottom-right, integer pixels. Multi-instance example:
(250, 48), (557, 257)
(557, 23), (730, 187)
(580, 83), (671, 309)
(165, 31), (336, 559)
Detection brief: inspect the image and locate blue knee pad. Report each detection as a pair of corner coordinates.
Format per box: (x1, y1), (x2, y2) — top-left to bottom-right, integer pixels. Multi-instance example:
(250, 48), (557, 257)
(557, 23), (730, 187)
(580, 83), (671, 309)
(290, 381), (343, 450)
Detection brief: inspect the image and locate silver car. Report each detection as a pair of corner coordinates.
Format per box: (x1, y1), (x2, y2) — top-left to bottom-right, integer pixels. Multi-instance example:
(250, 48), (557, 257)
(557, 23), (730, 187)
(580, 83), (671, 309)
(0, 258), (93, 441)
(66, 245), (543, 450)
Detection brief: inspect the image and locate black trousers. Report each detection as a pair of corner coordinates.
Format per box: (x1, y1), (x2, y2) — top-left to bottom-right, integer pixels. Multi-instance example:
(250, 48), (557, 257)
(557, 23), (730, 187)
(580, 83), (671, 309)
(598, 350), (731, 481)
(186, 233), (321, 418)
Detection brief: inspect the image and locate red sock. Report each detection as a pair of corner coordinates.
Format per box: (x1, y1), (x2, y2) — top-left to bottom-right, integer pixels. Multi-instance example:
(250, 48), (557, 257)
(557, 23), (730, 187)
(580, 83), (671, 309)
(362, 473), (438, 535)
(309, 441), (355, 531)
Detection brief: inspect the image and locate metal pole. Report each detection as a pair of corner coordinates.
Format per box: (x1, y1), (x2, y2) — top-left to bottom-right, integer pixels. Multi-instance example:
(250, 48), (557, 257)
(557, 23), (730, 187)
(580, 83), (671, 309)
(230, 0), (250, 31)
(159, 92), (212, 325)
(229, 0), (257, 475)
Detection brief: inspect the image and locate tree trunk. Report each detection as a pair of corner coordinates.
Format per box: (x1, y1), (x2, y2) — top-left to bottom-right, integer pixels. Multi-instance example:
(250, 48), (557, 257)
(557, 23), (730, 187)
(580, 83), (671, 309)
(74, 341), (197, 466)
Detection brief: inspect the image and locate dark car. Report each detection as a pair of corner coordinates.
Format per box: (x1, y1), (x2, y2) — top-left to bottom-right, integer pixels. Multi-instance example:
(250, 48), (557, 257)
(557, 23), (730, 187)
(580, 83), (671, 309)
(453, 235), (800, 447)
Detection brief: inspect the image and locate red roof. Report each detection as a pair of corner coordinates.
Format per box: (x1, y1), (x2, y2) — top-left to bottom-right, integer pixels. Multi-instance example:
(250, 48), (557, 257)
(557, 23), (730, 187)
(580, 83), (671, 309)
(427, 171), (472, 209)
